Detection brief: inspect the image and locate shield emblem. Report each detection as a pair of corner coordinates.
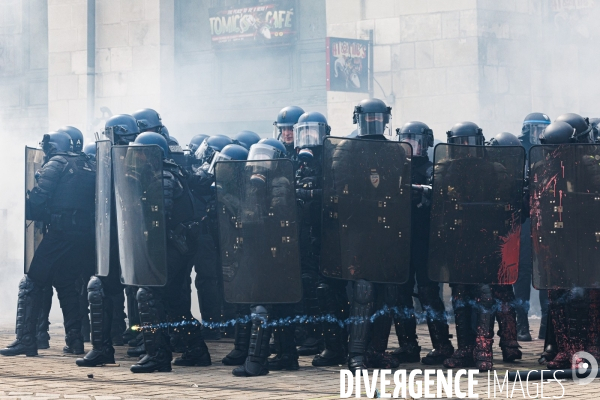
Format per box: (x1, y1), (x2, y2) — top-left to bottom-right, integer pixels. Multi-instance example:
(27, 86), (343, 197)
(370, 170), (380, 188)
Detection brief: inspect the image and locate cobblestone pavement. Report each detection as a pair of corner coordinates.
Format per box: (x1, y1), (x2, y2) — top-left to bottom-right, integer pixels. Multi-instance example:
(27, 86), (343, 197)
(0, 320), (596, 399)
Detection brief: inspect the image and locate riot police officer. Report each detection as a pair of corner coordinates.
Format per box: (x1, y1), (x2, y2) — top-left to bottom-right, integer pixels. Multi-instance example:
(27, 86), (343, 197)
(76, 114), (141, 367)
(125, 132), (210, 373)
(274, 106), (305, 156)
(1, 132), (95, 357)
(341, 98), (401, 372)
(231, 138), (294, 377)
(515, 113), (551, 342)
(440, 122), (498, 371)
(533, 115), (599, 369)
(391, 121), (455, 365)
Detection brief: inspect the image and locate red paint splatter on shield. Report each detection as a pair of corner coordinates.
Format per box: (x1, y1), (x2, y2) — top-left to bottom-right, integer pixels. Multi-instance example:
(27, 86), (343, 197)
(497, 214), (520, 284)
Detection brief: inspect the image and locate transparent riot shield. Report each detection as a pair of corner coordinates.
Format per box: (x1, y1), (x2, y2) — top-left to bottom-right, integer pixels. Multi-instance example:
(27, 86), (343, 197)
(320, 137), (412, 284)
(428, 144), (526, 284)
(24, 147), (46, 273)
(215, 159), (301, 304)
(112, 145), (167, 286)
(530, 144), (600, 289)
(95, 140), (112, 277)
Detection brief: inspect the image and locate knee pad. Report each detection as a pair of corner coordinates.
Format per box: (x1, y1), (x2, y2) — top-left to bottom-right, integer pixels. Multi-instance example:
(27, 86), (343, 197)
(18, 275), (36, 297)
(136, 287), (155, 304)
(251, 305), (268, 322)
(353, 280), (374, 305)
(87, 277), (104, 303)
(477, 284), (495, 309)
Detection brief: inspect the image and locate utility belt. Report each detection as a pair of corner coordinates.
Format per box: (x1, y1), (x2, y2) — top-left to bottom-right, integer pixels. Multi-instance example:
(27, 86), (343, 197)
(48, 210), (94, 232)
(167, 220), (202, 255)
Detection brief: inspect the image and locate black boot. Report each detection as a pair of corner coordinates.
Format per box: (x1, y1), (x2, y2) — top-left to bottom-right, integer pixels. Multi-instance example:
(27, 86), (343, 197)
(443, 285), (475, 368)
(516, 308), (532, 342)
(297, 272), (323, 356)
(36, 285), (53, 350)
(496, 296), (522, 362)
(538, 308), (557, 364)
(1, 276), (39, 357)
(173, 319), (212, 367)
(418, 286), (454, 365)
(473, 285), (496, 371)
(222, 321), (251, 365)
(76, 277), (115, 366)
(63, 329), (85, 355)
(130, 288), (172, 373)
(347, 280), (373, 373)
(232, 305), (270, 377)
(538, 310), (548, 340)
(312, 282), (347, 367)
(366, 285), (399, 368)
(392, 309), (421, 364)
(268, 324), (299, 371)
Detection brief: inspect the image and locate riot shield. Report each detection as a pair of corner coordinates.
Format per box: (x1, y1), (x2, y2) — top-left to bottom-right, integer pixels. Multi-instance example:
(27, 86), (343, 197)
(428, 144), (525, 284)
(320, 137), (412, 284)
(530, 144), (600, 289)
(24, 147), (46, 273)
(95, 140), (112, 277)
(112, 145), (167, 286)
(215, 159), (301, 303)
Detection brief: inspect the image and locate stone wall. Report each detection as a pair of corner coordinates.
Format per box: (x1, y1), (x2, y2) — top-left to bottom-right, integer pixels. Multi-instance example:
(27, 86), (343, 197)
(326, 0), (481, 140)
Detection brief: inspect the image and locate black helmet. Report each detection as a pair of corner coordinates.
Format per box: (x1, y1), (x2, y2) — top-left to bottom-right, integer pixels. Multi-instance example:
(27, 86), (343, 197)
(274, 106), (305, 146)
(57, 126), (84, 152)
(520, 112), (551, 148)
(249, 138), (287, 160)
(40, 131), (73, 156)
(133, 132), (169, 159)
(539, 121), (576, 144)
(555, 113), (593, 143)
(487, 132), (521, 147)
(188, 134), (209, 153)
(168, 135), (179, 146)
(353, 98), (392, 137)
(83, 142), (97, 161)
(105, 114), (140, 144)
(208, 144), (249, 175)
(132, 108), (164, 136)
(195, 135), (233, 165)
(396, 121), (433, 157)
(446, 121), (485, 145)
(294, 112), (330, 147)
(160, 125), (171, 141)
(234, 130), (261, 150)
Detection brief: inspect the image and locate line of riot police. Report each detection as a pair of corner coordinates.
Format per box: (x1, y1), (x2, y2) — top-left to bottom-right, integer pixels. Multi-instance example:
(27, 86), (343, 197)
(6, 100), (599, 378)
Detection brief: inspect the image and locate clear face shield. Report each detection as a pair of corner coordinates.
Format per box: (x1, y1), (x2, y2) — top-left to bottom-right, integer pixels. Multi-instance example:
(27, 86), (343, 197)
(273, 123), (294, 145)
(447, 136), (484, 146)
(208, 151), (232, 175)
(398, 133), (426, 157)
(357, 113), (392, 137)
(194, 140), (215, 165)
(527, 124), (548, 145)
(294, 123), (326, 148)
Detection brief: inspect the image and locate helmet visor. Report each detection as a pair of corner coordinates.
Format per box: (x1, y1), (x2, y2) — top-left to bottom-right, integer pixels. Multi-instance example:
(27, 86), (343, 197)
(248, 143), (282, 161)
(527, 124), (548, 145)
(194, 140), (215, 164)
(294, 122), (327, 149)
(398, 133), (426, 156)
(447, 136), (484, 146)
(208, 151), (232, 175)
(357, 113), (392, 137)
